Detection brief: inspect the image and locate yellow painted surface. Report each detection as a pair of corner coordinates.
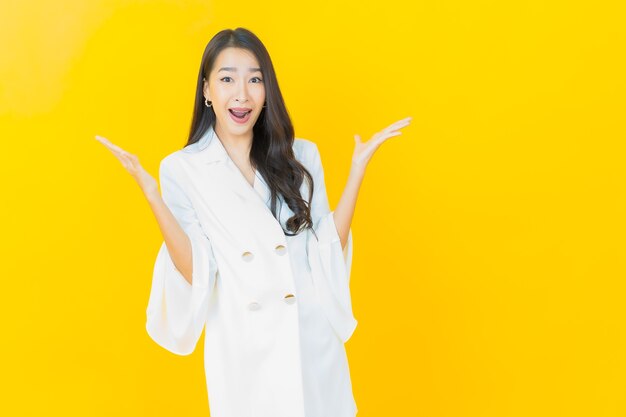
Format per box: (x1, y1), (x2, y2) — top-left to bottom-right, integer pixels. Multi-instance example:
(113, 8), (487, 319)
(1, 0), (624, 415)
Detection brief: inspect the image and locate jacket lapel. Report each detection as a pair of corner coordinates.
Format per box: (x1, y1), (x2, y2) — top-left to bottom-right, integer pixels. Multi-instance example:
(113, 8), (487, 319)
(188, 125), (274, 214)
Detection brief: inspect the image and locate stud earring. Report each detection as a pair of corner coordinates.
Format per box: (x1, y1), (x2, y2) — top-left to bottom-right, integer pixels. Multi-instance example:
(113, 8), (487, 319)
(205, 98), (212, 107)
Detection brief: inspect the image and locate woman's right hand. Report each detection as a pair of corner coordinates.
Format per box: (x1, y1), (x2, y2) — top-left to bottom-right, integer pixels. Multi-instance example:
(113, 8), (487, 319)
(95, 135), (159, 199)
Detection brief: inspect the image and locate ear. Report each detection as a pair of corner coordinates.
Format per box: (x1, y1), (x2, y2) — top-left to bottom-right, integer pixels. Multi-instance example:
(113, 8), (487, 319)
(203, 77), (210, 100)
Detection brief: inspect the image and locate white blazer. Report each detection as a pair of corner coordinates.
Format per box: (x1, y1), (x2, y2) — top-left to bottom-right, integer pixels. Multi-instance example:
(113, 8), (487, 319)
(145, 125), (357, 417)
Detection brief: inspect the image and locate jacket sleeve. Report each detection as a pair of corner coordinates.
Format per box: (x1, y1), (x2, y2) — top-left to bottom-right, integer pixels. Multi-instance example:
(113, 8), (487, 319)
(145, 157), (218, 356)
(306, 143), (357, 343)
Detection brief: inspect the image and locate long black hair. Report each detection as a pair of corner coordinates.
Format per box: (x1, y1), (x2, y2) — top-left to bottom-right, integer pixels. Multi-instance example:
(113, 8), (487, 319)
(185, 27), (314, 236)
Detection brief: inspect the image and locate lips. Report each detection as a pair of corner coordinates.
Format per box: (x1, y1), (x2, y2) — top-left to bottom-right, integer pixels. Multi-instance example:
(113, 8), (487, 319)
(228, 108), (252, 124)
(229, 108), (252, 117)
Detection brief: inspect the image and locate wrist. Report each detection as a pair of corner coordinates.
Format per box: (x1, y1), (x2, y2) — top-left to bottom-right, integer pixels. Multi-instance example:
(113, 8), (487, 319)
(349, 162), (366, 178)
(144, 188), (162, 205)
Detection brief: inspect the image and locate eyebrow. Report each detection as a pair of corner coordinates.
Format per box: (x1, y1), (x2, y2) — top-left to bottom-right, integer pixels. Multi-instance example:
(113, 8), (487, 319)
(218, 67), (263, 73)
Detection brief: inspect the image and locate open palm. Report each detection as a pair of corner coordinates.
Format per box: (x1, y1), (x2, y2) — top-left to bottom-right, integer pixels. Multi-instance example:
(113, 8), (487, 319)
(94, 135), (158, 197)
(352, 116), (412, 169)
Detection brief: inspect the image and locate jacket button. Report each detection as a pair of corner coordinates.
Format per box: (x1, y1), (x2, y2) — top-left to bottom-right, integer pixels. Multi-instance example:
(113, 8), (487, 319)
(241, 251), (254, 262)
(274, 244), (287, 255)
(283, 294), (296, 305)
(248, 301), (261, 311)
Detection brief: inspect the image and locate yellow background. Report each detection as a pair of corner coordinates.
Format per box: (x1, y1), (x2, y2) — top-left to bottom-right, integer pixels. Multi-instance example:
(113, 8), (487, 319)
(1, 0), (625, 415)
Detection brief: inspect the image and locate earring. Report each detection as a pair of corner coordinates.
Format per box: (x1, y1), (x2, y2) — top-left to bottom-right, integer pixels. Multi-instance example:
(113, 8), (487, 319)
(205, 98), (212, 107)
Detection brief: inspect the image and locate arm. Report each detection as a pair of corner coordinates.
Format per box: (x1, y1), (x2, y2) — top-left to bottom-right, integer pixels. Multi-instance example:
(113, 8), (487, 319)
(306, 142), (358, 342)
(333, 116), (413, 248)
(308, 143), (363, 252)
(145, 157), (218, 355)
(93, 134), (215, 354)
(333, 165), (365, 251)
(94, 134), (194, 283)
(144, 160), (193, 284)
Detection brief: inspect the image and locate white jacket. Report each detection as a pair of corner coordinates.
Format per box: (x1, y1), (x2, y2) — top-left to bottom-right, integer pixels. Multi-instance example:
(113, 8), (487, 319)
(146, 125), (357, 416)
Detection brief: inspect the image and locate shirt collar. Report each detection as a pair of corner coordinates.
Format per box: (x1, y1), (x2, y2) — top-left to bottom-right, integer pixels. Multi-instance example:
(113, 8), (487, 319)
(183, 124), (228, 164)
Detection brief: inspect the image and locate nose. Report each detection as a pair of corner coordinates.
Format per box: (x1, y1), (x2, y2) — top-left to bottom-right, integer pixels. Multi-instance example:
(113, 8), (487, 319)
(236, 83), (249, 102)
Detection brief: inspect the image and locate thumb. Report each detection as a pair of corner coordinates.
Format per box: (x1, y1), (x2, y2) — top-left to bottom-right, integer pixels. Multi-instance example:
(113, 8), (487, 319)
(354, 134), (361, 144)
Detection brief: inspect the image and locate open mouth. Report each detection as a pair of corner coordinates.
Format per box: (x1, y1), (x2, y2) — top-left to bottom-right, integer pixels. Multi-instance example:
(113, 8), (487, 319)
(229, 109), (252, 119)
(228, 109), (252, 123)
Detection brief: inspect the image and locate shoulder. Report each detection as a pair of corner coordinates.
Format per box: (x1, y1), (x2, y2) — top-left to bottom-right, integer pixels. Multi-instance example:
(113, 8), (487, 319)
(293, 137), (321, 167)
(160, 137), (319, 173)
(160, 133), (207, 168)
(158, 149), (188, 183)
(159, 151), (181, 170)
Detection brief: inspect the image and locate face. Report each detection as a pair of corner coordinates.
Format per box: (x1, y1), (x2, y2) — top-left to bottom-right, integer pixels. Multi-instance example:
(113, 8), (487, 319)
(204, 47), (266, 138)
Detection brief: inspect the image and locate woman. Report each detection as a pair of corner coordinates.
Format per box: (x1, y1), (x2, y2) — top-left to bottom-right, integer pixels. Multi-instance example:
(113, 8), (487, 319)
(96, 27), (411, 417)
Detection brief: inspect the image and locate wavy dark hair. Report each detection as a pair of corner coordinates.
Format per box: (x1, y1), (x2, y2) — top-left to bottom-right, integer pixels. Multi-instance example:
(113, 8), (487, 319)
(184, 27), (314, 236)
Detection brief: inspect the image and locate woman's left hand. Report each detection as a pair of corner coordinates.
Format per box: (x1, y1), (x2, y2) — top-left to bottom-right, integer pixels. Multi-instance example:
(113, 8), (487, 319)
(351, 116), (412, 171)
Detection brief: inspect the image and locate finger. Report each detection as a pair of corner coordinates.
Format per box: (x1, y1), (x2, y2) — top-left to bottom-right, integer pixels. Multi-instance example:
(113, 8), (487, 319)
(109, 148), (136, 170)
(384, 116), (412, 130)
(105, 143), (136, 162)
(125, 154), (141, 171)
(95, 135), (128, 155)
(118, 154), (133, 170)
(96, 140), (124, 156)
(104, 146), (129, 162)
(372, 131), (402, 146)
(379, 125), (410, 141)
(383, 118), (412, 133)
(95, 135), (119, 149)
(111, 152), (130, 168)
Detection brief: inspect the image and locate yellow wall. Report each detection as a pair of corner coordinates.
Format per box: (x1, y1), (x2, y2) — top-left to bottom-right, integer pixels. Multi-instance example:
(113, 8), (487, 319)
(1, 0), (624, 415)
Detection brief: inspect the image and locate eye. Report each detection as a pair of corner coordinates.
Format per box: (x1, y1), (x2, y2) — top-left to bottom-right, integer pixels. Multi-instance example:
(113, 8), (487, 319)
(220, 76), (263, 83)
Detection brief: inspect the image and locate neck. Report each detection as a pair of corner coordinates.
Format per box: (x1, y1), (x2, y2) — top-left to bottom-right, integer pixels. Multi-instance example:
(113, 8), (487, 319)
(214, 123), (253, 159)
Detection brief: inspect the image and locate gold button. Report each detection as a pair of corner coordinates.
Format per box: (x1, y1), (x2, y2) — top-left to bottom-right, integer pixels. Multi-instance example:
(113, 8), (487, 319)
(248, 301), (261, 311)
(283, 294), (296, 305)
(241, 251), (254, 262)
(274, 244), (287, 255)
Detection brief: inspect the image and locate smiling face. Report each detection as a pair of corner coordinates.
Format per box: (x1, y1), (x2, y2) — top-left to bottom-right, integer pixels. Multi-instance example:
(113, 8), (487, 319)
(204, 47), (266, 139)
